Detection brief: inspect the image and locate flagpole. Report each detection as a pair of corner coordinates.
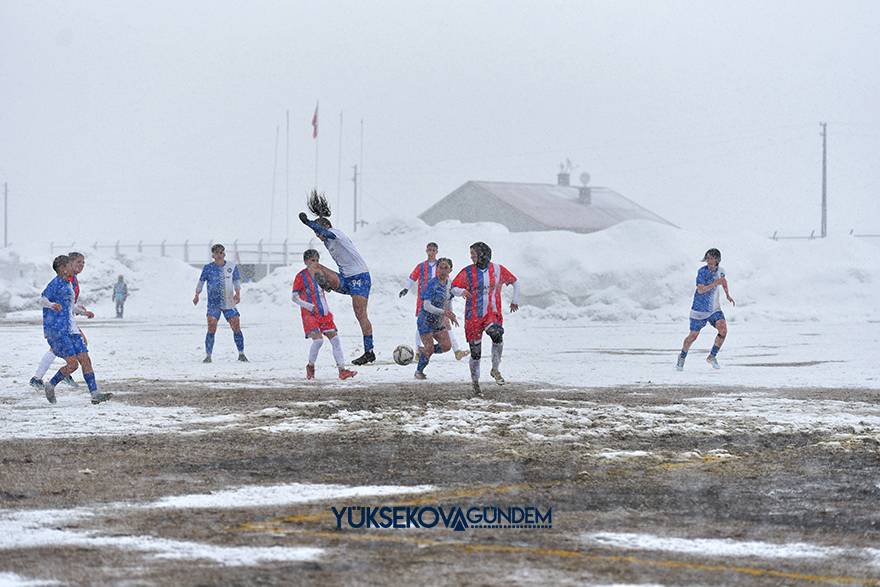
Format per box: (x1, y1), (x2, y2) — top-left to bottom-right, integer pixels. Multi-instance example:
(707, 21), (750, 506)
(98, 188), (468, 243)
(359, 118), (364, 228)
(336, 111), (343, 221)
(285, 109), (290, 240)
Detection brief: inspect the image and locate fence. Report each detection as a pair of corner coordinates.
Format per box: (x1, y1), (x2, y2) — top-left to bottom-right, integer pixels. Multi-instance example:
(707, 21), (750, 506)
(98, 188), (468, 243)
(771, 230), (880, 241)
(48, 239), (316, 281)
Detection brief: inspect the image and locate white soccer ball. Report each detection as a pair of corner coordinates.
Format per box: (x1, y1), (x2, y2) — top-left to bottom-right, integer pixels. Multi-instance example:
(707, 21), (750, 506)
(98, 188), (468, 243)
(393, 344), (415, 366)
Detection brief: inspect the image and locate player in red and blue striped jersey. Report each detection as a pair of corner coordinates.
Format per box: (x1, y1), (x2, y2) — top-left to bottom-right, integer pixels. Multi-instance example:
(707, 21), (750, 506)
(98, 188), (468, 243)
(452, 242), (520, 396)
(399, 242), (468, 361)
(292, 249), (356, 380)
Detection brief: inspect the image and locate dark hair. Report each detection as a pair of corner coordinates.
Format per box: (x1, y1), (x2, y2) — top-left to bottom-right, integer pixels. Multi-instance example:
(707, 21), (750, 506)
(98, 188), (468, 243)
(427, 242), (438, 249)
(437, 257), (453, 270)
(53, 255), (70, 273)
(702, 248), (721, 262)
(67, 251), (83, 260)
(211, 244), (225, 253)
(303, 249), (320, 262)
(470, 241), (492, 267)
(307, 189), (332, 217)
(315, 217), (332, 229)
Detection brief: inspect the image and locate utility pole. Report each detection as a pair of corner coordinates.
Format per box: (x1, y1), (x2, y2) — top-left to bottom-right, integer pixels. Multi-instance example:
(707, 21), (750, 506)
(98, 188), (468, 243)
(351, 165), (358, 233)
(3, 182), (7, 247)
(820, 122), (827, 238)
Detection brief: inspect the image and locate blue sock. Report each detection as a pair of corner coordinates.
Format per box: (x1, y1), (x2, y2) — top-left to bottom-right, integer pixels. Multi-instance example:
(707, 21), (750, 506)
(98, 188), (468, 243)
(679, 350), (688, 358)
(364, 335), (374, 352)
(50, 370), (65, 386)
(710, 345), (720, 356)
(205, 332), (215, 355)
(83, 372), (97, 393)
(233, 331), (244, 352)
(417, 352), (429, 372)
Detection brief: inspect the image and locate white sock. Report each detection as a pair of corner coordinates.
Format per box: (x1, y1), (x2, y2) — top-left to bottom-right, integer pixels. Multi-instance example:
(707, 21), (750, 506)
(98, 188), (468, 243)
(308, 338), (323, 365)
(450, 329), (461, 352)
(34, 350), (56, 379)
(414, 329), (423, 353)
(330, 336), (345, 367)
(469, 357), (480, 383)
(492, 342), (503, 371)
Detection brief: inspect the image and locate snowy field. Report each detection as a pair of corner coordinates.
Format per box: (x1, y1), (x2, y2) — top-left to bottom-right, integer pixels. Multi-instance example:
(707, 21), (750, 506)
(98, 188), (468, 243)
(2, 220), (880, 585)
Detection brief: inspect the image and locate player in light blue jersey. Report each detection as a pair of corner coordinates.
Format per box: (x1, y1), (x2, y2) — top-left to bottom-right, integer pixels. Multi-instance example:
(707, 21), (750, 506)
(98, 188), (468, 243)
(298, 190), (375, 366)
(677, 248), (735, 371)
(193, 243), (247, 363)
(39, 255), (112, 405)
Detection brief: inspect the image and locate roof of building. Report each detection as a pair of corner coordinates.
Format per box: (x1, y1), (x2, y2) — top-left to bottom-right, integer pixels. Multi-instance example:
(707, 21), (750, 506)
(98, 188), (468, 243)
(432, 181), (676, 232)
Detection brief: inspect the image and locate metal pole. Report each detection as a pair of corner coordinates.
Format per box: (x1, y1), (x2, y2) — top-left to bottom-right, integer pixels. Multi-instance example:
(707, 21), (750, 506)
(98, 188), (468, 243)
(285, 109), (290, 240)
(820, 122), (827, 238)
(352, 165), (358, 233)
(270, 125), (279, 242)
(359, 119), (364, 229)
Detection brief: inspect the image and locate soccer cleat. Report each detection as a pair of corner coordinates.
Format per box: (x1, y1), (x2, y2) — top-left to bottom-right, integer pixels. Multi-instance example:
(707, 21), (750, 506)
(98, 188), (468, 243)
(62, 374), (78, 387)
(676, 356), (685, 371)
(490, 369), (506, 385)
(414, 371), (427, 380)
(472, 381), (482, 396)
(352, 350), (375, 366)
(203, 355), (212, 363)
(238, 353), (249, 362)
(306, 364), (316, 380)
(454, 350), (469, 361)
(338, 368), (357, 380)
(90, 392), (113, 405)
(29, 377), (44, 390)
(43, 382), (57, 404)
(706, 355), (721, 369)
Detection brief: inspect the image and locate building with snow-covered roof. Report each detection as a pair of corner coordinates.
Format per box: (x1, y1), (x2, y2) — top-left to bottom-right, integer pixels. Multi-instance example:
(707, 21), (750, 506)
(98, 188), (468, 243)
(419, 173), (676, 234)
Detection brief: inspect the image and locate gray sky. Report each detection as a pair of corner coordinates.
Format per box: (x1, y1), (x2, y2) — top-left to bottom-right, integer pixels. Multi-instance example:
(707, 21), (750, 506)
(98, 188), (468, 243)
(1, 0), (878, 246)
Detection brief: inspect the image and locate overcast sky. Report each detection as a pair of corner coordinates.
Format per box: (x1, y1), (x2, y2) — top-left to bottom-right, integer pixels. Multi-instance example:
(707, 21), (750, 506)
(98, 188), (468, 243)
(1, 0), (878, 247)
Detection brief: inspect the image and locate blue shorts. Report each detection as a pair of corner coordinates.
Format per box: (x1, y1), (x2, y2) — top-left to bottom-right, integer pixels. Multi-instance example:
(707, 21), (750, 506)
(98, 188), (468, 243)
(207, 307), (240, 320)
(47, 333), (87, 358)
(336, 272), (371, 298)
(689, 310), (725, 332)
(416, 311), (445, 336)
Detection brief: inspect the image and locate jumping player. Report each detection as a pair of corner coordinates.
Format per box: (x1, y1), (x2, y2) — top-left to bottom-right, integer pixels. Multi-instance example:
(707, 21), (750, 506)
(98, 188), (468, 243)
(193, 244), (247, 363)
(298, 190), (375, 366)
(414, 257), (468, 379)
(40, 255), (112, 405)
(677, 248), (735, 370)
(30, 251), (93, 390)
(292, 249), (357, 380)
(452, 242), (520, 395)
(400, 242), (468, 361)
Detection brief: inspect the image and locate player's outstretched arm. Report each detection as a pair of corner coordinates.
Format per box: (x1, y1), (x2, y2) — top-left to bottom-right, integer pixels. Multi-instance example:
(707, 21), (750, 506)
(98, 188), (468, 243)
(299, 213), (336, 240)
(721, 278), (735, 306)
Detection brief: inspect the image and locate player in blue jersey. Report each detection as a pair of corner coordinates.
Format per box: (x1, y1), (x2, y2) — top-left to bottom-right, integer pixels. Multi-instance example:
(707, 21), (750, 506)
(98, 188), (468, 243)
(298, 190), (375, 366)
(193, 243), (247, 363)
(414, 258), (468, 380)
(292, 249), (357, 380)
(30, 251), (93, 390)
(40, 255), (112, 405)
(677, 248), (735, 370)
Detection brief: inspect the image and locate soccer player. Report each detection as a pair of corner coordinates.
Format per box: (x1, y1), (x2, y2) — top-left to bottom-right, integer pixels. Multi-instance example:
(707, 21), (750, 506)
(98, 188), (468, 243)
(677, 248), (735, 371)
(30, 251), (93, 389)
(414, 257), (468, 380)
(40, 255), (112, 405)
(292, 249), (357, 380)
(452, 242), (520, 395)
(298, 190), (375, 366)
(400, 242), (468, 361)
(193, 244), (247, 363)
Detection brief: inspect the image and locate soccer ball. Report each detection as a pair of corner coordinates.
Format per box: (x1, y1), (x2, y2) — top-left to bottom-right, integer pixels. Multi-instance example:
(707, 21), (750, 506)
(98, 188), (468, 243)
(393, 345), (415, 366)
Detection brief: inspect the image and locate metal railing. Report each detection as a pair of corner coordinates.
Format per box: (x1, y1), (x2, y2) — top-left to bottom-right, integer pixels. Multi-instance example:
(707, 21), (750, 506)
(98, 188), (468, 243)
(49, 239), (316, 272)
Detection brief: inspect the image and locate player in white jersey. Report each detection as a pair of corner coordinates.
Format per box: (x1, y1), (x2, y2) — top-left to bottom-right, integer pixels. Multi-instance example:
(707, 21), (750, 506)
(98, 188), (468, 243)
(298, 190), (375, 366)
(400, 242), (468, 360)
(677, 248), (735, 370)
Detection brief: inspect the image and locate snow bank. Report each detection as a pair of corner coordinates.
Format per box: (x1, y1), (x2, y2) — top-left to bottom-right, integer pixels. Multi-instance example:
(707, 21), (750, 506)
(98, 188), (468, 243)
(2, 219), (877, 322)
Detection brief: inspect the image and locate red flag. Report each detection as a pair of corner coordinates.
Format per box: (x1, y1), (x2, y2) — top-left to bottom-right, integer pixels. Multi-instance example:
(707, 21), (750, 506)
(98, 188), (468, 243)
(311, 102), (319, 139)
